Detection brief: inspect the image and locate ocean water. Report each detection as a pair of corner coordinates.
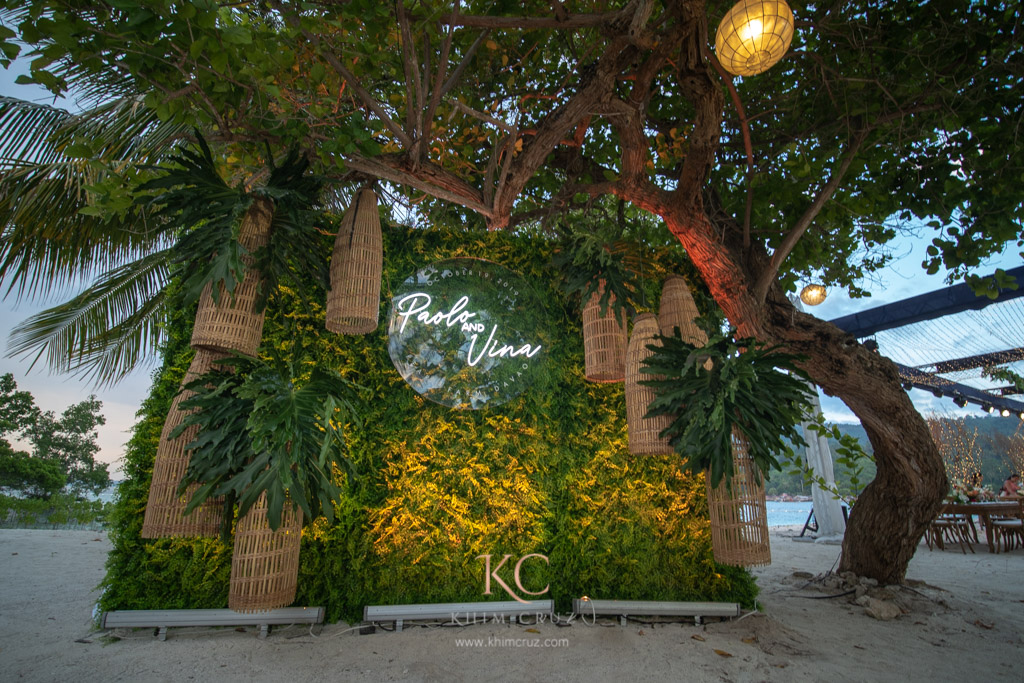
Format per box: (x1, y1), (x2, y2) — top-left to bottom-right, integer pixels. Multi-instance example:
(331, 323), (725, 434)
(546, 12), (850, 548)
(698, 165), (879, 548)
(766, 500), (814, 528)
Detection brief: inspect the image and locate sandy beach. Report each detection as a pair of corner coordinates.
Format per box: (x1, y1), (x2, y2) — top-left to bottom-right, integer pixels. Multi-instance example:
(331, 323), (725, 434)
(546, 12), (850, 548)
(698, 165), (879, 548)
(1, 527), (1021, 682)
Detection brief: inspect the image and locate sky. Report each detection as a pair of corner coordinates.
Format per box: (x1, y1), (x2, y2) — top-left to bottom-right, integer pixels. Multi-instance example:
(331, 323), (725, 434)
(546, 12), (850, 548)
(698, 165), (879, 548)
(1, 55), (1020, 478)
(0, 60), (158, 478)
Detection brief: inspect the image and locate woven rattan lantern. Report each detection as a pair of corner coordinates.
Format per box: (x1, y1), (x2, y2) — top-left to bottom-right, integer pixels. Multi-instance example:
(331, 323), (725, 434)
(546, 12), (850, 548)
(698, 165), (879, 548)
(799, 283), (827, 306)
(582, 281), (627, 382)
(706, 429), (771, 567)
(715, 0), (795, 77)
(141, 348), (227, 538)
(191, 198), (274, 356)
(625, 313), (673, 454)
(658, 276), (707, 345)
(229, 493), (304, 613)
(326, 187), (383, 334)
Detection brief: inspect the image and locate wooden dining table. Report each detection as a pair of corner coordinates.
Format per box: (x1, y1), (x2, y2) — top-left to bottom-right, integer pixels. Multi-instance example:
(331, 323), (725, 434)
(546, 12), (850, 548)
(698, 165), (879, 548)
(941, 500), (1024, 553)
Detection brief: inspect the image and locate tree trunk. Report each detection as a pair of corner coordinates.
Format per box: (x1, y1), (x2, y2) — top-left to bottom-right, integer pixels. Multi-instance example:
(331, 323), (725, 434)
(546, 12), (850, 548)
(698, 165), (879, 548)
(760, 292), (947, 583)
(659, 210), (947, 583)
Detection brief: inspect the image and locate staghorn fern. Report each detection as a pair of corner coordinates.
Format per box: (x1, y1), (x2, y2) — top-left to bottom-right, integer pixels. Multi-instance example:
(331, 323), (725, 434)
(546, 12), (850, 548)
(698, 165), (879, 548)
(640, 330), (814, 489)
(551, 232), (640, 320)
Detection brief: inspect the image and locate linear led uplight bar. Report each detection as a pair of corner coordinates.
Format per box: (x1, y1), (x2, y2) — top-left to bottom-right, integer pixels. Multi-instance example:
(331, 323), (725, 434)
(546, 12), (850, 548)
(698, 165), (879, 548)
(363, 600), (554, 631)
(101, 606), (325, 640)
(573, 599), (740, 625)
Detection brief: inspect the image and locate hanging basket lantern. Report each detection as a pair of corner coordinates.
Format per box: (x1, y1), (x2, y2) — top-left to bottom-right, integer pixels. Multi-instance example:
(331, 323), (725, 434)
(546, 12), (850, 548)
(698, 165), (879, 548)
(658, 276), (707, 344)
(625, 313), (674, 455)
(191, 198), (274, 356)
(582, 280), (628, 382)
(326, 187), (383, 335)
(715, 0), (795, 77)
(229, 492), (304, 613)
(799, 283), (827, 306)
(141, 348), (228, 538)
(706, 429), (772, 567)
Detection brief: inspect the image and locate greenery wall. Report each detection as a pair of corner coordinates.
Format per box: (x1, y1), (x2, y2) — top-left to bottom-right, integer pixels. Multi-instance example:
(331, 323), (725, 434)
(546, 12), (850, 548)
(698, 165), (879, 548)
(100, 224), (757, 622)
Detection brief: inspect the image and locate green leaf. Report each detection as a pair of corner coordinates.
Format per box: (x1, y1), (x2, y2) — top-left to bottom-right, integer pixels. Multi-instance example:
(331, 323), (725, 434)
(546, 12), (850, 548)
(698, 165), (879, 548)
(177, 351), (363, 531)
(642, 330), (813, 489)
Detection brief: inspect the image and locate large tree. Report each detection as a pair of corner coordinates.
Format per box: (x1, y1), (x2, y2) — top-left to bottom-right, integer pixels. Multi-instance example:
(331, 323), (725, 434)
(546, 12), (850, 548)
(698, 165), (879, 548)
(24, 395), (110, 495)
(0, 373), (108, 496)
(1, 1), (1021, 582)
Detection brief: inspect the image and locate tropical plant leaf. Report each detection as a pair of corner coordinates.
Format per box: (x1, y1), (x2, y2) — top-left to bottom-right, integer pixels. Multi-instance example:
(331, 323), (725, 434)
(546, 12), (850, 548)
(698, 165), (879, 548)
(142, 138), (329, 310)
(641, 330), (814, 489)
(139, 135), (251, 304)
(551, 232), (640, 319)
(252, 148), (330, 307)
(176, 354), (363, 530)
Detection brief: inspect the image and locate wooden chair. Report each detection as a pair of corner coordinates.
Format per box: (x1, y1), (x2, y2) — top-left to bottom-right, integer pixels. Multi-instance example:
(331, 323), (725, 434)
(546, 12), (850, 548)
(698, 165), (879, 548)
(989, 501), (1024, 553)
(926, 509), (975, 554)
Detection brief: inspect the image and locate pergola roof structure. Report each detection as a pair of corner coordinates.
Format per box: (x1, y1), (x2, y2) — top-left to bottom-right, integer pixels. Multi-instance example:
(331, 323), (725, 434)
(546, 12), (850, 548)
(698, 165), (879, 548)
(829, 265), (1024, 418)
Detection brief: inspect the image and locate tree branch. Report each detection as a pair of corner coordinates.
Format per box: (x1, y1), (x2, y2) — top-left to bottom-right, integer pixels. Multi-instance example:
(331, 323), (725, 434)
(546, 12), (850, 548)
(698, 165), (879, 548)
(703, 45), (754, 250)
(420, 1), (459, 163)
(396, 0), (423, 139)
(441, 6), (635, 30)
(674, 22), (723, 215)
(342, 154), (493, 217)
(451, 100), (516, 133)
(275, 1), (412, 147)
(440, 30), (489, 97)
(490, 32), (640, 225)
(752, 128), (872, 303)
(594, 99), (648, 183)
(492, 122), (520, 225)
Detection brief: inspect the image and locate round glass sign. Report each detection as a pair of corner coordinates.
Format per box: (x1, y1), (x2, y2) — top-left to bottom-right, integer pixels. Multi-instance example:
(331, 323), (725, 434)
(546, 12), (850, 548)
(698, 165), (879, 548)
(387, 258), (548, 409)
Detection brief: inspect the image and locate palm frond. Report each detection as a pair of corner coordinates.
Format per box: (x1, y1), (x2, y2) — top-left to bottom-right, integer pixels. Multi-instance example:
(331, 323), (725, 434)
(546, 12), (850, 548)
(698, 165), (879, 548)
(0, 96), (190, 298)
(6, 249), (171, 386)
(0, 159), (145, 296)
(51, 60), (142, 110)
(0, 97), (70, 165)
(66, 285), (170, 386)
(55, 96), (190, 166)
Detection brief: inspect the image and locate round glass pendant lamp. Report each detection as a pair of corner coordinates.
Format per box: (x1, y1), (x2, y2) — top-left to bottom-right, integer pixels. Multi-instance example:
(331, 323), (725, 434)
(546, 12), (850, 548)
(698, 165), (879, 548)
(799, 283), (827, 306)
(715, 0), (795, 77)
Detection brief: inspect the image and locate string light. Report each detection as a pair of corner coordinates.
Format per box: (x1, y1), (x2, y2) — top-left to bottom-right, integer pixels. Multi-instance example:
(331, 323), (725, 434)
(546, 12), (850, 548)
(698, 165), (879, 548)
(927, 415), (984, 489)
(847, 278), (1023, 419)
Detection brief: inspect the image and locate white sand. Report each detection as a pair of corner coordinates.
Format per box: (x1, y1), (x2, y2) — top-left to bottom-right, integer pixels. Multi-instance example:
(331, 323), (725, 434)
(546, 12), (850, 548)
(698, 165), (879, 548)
(1, 527), (1022, 682)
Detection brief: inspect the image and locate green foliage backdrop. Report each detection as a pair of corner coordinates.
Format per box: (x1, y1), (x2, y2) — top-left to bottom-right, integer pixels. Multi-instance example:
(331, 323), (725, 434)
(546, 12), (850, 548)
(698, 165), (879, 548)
(100, 224), (757, 621)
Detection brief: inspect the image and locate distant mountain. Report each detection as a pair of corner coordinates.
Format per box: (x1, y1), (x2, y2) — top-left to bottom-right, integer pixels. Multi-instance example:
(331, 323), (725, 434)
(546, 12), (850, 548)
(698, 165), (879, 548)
(765, 415), (1021, 496)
